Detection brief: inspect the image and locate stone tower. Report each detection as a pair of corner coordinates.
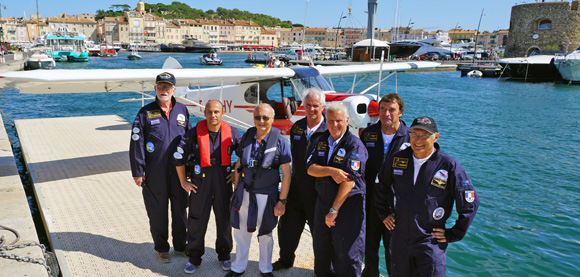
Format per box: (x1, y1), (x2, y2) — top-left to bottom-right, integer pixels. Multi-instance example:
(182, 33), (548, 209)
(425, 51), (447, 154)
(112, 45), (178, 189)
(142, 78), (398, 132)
(505, 1), (580, 57)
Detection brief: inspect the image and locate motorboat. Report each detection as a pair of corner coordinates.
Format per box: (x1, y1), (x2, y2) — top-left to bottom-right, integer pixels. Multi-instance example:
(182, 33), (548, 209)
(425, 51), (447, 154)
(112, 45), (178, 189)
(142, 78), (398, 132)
(199, 53), (222, 65)
(457, 62), (502, 77)
(128, 49), (142, 60)
(45, 25), (89, 62)
(24, 47), (56, 70)
(99, 43), (117, 57)
(498, 50), (564, 81)
(85, 40), (101, 56)
(554, 46), (580, 83)
(128, 43), (160, 52)
(161, 36), (215, 53)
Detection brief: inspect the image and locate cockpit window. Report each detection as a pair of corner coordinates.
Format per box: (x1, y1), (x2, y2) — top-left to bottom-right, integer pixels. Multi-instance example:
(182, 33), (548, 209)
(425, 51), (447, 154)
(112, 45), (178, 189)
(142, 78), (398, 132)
(244, 84), (259, 104)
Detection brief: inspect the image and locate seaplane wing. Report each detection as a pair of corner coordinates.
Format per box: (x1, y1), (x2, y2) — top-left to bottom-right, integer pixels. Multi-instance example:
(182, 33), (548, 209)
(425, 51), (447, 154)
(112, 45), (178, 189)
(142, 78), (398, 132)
(0, 68), (296, 94)
(315, 61), (440, 77)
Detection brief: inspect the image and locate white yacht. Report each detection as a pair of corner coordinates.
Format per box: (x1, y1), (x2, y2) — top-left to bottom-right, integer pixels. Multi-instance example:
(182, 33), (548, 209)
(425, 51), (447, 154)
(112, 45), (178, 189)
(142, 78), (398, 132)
(554, 46), (580, 83)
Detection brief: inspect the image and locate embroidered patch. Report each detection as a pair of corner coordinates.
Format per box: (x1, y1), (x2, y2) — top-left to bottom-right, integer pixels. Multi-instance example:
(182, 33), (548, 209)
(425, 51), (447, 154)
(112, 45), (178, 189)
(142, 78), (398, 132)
(132, 134), (140, 141)
(293, 125), (304, 135)
(147, 110), (161, 119)
(337, 148), (346, 157)
(364, 132), (378, 142)
(350, 160), (361, 171)
(351, 152), (361, 159)
(392, 157), (408, 169)
(194, 165), (201, 175)
(294, 135), (301, 140)
(462, 180), (472, 186)
(173, 152), (183, 160)
(146, 142), (155, 153)
(177, 120), (186, 127)
(431, 169), (448, 189)
(433, 207), (445, 220)
(333, 156), (345, 164)
(150, 119), (160, 125)
(399, 142), (411, 151)
(318, 151), (325, 156)
(317, 141), (328, 151)
(366, 142), (375, 148)
(393, 169), (403, 175)
(177, 113), (186, 122)
(465, 190), (475, 203)
(132, 127), (140, 134)
(177, 146), (184, 154)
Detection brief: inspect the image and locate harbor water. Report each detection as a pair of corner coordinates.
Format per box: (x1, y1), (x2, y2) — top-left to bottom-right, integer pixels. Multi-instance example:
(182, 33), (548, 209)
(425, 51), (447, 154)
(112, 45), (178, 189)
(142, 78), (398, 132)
(1, 52), (579, 276)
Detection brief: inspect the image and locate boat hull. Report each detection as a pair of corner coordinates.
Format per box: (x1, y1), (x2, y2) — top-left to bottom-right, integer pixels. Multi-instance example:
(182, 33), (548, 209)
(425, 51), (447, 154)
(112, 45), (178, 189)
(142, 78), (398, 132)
(24, 59), (56, 70)
(555, 58), (580, 82)
(49, 51), (89, 62)
(388, 43), (422, 57)
(498, 62), (561, 81)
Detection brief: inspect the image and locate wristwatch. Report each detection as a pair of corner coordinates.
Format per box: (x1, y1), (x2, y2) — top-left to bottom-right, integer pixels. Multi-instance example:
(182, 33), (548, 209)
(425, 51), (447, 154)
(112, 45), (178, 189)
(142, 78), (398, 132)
(278, 198), (287, 205)
(329, 207), (339, 214)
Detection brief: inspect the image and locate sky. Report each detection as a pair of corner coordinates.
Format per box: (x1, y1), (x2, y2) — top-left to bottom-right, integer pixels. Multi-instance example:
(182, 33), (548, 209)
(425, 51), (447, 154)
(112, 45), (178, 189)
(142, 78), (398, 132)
(2, 0), (550, 32)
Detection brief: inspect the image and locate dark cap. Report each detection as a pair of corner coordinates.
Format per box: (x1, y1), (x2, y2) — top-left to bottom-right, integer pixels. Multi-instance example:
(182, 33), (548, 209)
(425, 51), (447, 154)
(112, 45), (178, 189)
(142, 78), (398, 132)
(156, 72), (176, 86)
(410, 116), (438, 134)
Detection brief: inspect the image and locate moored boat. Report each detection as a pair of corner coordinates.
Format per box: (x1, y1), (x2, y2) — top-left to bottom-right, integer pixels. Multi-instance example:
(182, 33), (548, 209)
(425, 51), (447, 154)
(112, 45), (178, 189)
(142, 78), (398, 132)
(128, 49), (142, 60)
(498, 50), (564, 81)
(24, 47), (56, 70)
(45, 26), (89, 62)
(554, 46), (580, 83)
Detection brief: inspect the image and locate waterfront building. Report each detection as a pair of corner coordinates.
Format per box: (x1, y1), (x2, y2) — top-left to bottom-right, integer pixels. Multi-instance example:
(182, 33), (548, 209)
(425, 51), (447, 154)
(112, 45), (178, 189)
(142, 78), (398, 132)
(164, 22), (182, 45)
(449, 28), (477, 45)
(343, 28), (366, 46)
(259, 28), (278, 48)
(45, 15), (97, 42)
(291, 27), (304, 43)
(505, 1), (580, 57)
(124, 11), (144, 44)
(218, 20), (237, 47)
(174, 19), (203, 41)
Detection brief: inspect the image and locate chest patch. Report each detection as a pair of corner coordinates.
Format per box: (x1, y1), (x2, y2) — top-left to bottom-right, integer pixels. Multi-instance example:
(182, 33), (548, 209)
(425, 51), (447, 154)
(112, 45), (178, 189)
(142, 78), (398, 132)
(317, 141), (328, 151)
(177, 120), (186, 127)
(147, 110), (162, 119)
(294, 135), (301, 141)
(393, 169), (404, 175)
(366, 142), (375, 148)
(393, 157), (408, 169)
(333, 155), (345, 164)
(431, 169), (448, 189)
(293, 125), (304, 135)
(150, 119), (160, 125)
(364, 132), (378, 142)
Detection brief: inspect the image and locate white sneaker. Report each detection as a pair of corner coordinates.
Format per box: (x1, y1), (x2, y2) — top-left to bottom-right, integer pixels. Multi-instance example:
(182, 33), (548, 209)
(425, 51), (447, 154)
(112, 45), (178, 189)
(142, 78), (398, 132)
(222, 260), (232, 271)
(184, 262), (197, 274)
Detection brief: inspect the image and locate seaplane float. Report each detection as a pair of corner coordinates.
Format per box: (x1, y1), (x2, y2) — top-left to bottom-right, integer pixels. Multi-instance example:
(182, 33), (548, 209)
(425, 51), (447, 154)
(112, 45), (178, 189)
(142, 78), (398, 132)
(0, 58), (439, 135)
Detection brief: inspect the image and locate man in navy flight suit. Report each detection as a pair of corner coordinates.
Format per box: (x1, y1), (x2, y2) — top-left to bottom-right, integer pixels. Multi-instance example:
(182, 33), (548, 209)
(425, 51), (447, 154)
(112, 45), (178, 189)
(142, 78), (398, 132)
(174, 100), (242, 274)
(129, 72), (189, 263)
(376, 116), (479, 276)
(273, 88), (328, 271)
(360, 93), (410, 277)
(307, 102), (368, 277)
(228, 103), (292, 277)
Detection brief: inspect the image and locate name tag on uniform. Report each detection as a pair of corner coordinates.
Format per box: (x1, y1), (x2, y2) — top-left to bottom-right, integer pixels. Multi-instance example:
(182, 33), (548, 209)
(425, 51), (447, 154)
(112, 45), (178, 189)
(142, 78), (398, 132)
(318, 151), (325, 156)
(366, 142), (375, 148)
(150, 119), (160, 125)
(393, 169), (404, 175)
(294, 135), (301, 140)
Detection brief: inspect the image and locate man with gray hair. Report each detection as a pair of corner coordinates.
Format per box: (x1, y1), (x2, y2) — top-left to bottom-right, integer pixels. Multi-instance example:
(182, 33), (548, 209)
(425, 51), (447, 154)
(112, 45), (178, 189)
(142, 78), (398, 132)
(273, 88), (328, 271)
(229, 104), (292, 277)
(307, 102), (368, 276)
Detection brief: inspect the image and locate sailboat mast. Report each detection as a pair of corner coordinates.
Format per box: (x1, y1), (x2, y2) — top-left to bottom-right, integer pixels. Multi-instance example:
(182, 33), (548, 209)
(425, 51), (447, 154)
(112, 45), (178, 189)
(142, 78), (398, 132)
(36, 0), (40, 39)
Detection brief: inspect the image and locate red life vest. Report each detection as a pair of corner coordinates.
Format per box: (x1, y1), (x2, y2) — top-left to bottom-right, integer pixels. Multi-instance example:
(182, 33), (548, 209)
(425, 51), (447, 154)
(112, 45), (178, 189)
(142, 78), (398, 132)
(197, 120), (232, 167)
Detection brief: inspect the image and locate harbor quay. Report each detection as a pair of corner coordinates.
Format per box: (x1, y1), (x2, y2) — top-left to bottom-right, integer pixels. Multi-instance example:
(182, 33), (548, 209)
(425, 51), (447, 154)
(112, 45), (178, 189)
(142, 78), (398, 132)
(6, 115), (315, 276)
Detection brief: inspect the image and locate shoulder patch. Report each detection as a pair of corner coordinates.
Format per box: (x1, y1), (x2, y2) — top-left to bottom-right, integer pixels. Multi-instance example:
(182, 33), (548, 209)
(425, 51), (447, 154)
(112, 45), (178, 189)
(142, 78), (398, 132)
(392, 157), (408, 169)
(364, 132), (378, 142)
(147, 110), (162, 119)
(465, 190), (475, 203)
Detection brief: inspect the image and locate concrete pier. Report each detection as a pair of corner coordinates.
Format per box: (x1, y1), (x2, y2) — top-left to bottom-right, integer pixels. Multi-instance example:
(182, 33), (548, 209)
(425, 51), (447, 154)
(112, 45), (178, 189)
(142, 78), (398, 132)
(15, 115), (314, 276)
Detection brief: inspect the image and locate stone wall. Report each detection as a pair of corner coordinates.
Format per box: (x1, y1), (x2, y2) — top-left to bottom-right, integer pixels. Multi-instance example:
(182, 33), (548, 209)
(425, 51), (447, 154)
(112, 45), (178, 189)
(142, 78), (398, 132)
(505, 1), (580, 57)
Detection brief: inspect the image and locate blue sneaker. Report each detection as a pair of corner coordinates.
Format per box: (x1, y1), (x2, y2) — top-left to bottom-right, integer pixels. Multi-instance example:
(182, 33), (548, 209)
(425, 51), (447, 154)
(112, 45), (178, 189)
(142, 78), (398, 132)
(184, 262), (196, 274)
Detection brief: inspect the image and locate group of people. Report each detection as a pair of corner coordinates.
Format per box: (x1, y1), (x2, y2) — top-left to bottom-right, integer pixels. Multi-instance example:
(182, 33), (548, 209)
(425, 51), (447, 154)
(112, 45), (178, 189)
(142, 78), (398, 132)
(129, 72), (480, 277)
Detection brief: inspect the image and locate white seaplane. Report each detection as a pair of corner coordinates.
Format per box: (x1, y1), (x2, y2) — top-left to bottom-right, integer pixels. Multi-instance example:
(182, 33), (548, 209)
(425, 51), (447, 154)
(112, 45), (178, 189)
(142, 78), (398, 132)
(0, 58), (439, 134)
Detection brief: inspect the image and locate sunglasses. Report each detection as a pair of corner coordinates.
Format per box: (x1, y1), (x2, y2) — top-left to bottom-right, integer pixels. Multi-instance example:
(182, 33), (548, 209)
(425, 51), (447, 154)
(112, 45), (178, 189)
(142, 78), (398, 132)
(254, 115), (271, 121)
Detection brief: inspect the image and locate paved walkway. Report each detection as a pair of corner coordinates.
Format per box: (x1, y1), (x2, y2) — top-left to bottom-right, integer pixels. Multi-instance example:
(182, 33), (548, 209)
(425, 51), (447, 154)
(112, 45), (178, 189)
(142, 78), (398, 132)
(0, 114), (48, 276)
(15, 115), (315, 276)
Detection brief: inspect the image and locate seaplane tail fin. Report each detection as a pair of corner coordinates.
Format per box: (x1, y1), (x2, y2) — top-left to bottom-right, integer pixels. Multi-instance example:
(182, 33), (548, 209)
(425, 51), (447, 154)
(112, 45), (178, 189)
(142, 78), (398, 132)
(162, 57), (182, 69)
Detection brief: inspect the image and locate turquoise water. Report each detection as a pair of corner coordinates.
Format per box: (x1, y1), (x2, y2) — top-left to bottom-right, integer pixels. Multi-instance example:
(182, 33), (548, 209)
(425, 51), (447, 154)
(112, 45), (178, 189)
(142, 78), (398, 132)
(1, 52), (579, 276)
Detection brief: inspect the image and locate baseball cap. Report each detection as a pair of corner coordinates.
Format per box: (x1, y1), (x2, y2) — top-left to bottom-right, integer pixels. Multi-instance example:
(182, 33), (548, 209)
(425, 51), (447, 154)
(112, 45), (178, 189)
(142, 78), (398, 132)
(156, 72), (176, 86)
(410, 116), (438, 134)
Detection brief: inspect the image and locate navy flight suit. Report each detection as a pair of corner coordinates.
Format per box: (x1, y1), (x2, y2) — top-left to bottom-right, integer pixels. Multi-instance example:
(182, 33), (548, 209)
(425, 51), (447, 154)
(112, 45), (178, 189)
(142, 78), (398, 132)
(306, 128), (368, 277)
(360, 121), (410, 276)
(129, 96), (190, 253)
(172, 121), (242, 266)
(277, 117), (327, 267)
(376, 143), (479, 277)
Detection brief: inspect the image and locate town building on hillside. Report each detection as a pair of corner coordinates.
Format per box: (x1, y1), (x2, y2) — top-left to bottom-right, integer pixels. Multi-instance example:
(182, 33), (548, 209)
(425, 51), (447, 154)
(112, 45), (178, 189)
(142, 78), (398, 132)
(259, 28), (278, 47)
(45, 15), (98, 41)
(124, 11), (144, 44)
(505, 1), (580, 57)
